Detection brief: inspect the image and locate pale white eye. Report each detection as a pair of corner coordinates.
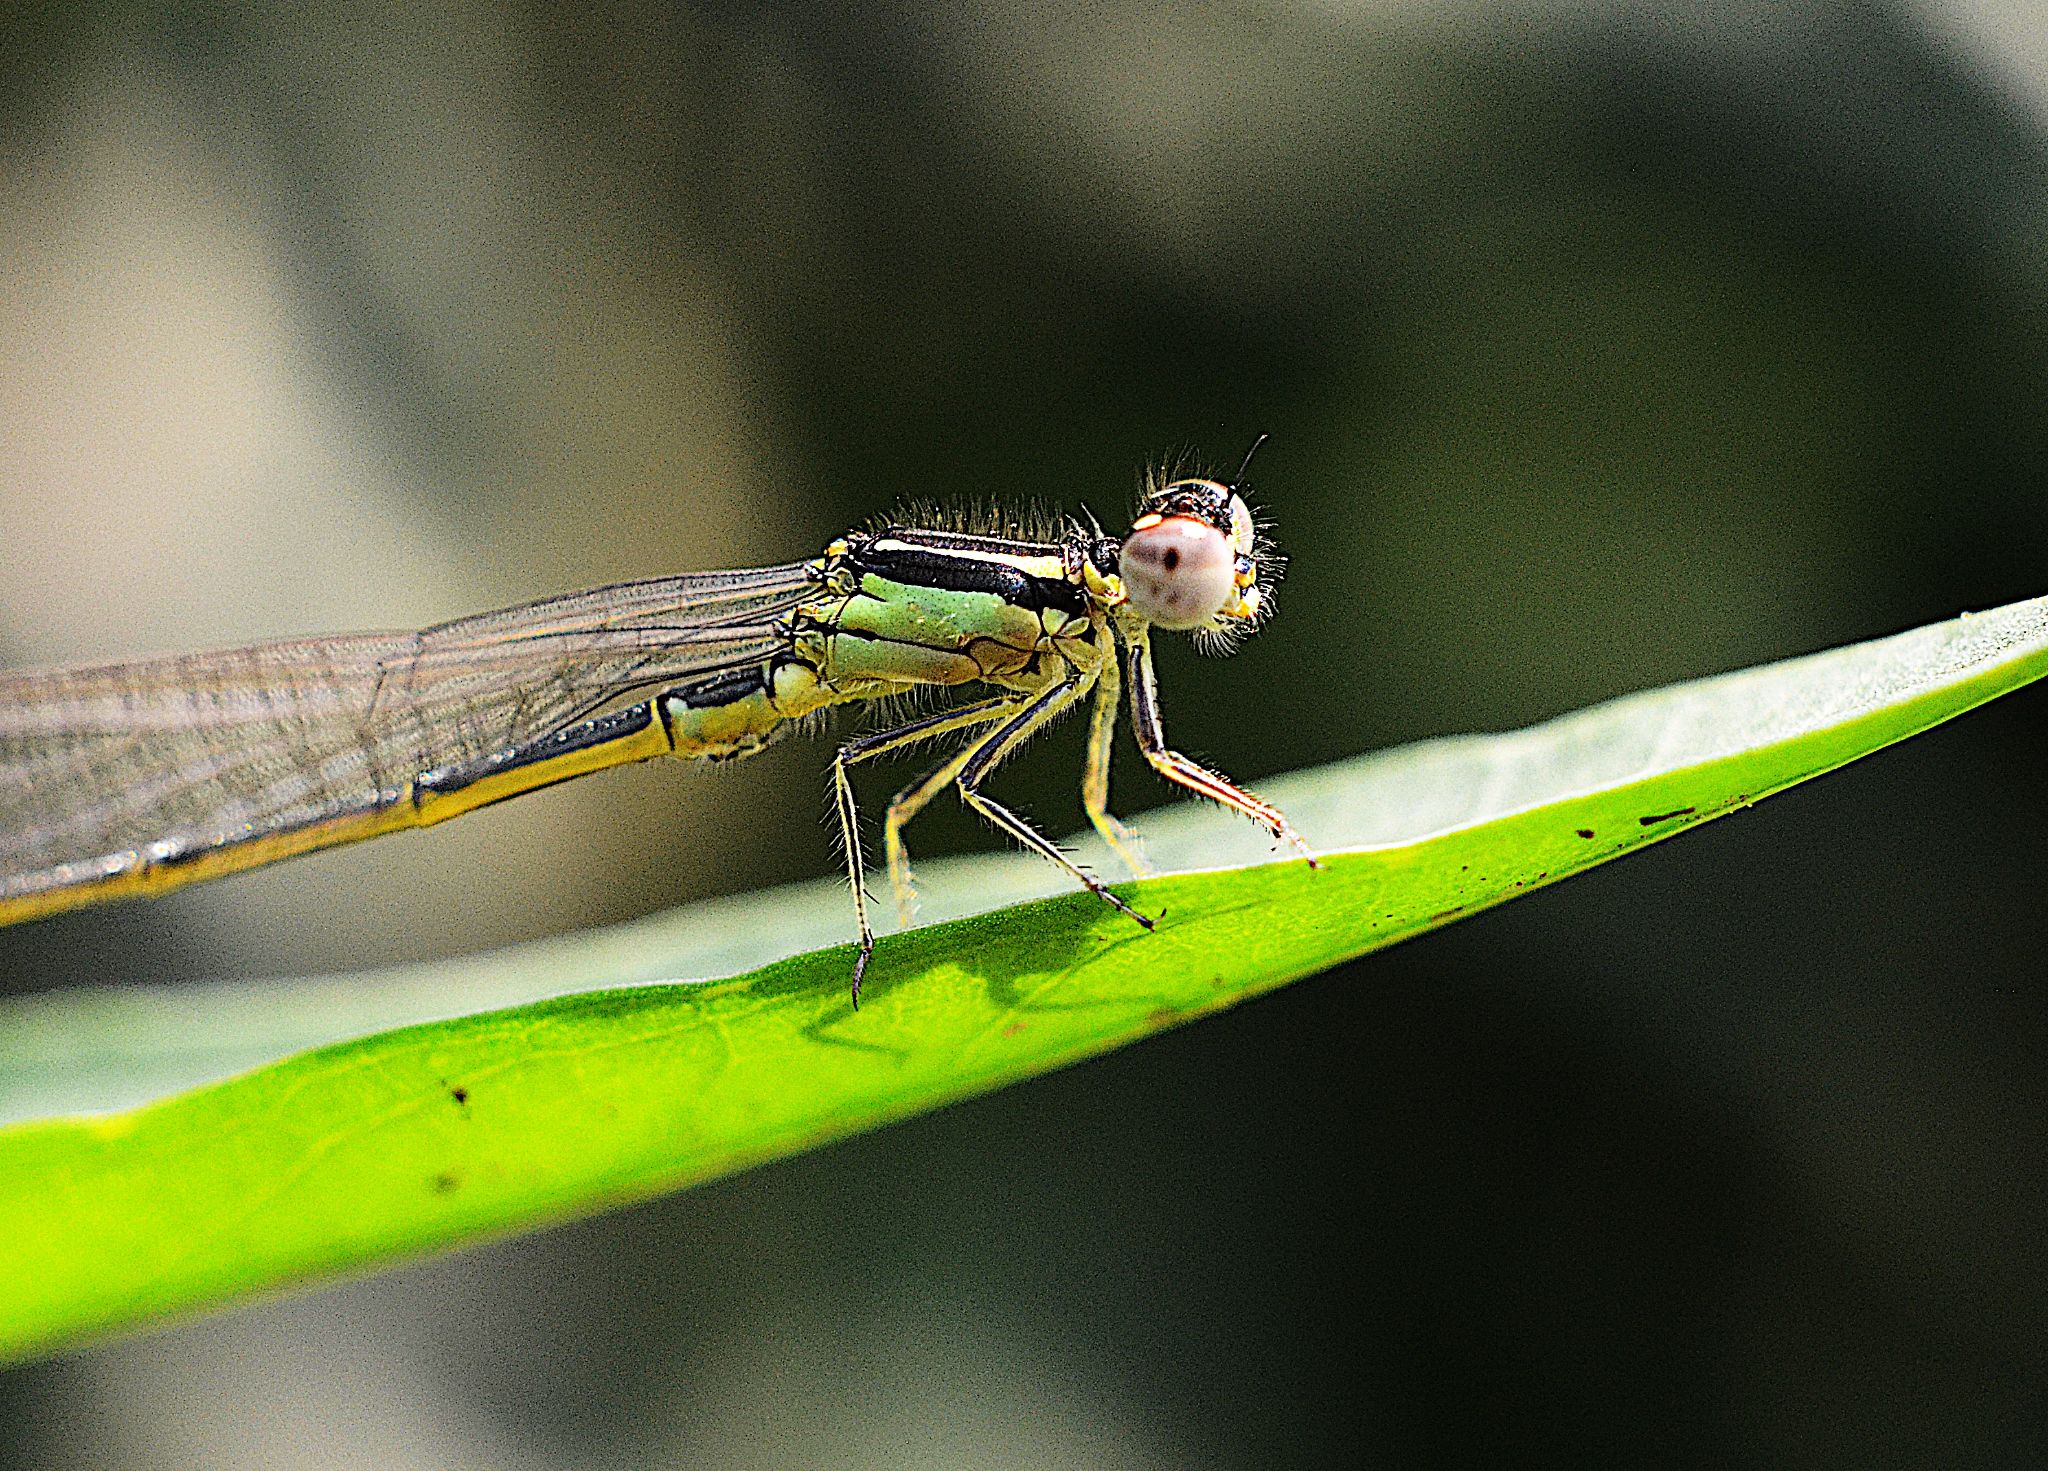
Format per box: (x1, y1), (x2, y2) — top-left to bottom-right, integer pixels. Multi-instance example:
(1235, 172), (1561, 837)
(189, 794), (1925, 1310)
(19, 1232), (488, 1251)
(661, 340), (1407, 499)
(1119, 515), (1237, 629)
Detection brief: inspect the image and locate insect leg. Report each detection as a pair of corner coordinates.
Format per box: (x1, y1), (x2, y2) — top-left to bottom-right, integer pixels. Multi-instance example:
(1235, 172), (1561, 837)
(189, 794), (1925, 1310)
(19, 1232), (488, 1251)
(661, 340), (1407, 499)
(953, 676), (1153, 931)
(1124, 630), (1318, 865)
(1078, 632), (1153, 878)
(881, 744), (980, 929)
(832, 694), (1023, 1008)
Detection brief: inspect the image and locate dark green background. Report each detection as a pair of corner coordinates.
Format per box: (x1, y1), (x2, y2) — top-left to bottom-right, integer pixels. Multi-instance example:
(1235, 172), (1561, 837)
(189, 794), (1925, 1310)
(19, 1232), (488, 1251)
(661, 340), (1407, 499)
(1, 3), (2043, 1465)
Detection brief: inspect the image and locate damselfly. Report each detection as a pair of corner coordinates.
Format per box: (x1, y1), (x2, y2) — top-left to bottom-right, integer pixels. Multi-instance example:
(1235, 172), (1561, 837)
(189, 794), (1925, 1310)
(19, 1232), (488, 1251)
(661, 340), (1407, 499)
(0, 456), (1315, 1005)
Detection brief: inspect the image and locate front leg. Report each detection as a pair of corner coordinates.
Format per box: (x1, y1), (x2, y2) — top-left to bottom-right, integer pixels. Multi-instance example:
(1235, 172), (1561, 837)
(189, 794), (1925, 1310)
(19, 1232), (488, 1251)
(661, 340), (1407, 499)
(1124, 631), (1319, 865)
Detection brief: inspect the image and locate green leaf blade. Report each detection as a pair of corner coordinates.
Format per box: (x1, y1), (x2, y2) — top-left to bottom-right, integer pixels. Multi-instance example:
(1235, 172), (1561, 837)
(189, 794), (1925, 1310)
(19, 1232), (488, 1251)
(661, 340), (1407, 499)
(2, 594), (2044, 1361)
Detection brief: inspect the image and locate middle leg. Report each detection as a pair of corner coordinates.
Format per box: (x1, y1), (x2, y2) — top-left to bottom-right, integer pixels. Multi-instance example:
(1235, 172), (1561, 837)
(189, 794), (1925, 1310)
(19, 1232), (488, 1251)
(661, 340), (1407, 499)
(1078, 632), (1154, 878)
(952, 675), (1153, 933)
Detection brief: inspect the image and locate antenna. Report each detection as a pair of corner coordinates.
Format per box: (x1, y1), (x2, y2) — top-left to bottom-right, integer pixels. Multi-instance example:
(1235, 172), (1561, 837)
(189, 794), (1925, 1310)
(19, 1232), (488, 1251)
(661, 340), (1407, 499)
(1229, 432), (1270, 491)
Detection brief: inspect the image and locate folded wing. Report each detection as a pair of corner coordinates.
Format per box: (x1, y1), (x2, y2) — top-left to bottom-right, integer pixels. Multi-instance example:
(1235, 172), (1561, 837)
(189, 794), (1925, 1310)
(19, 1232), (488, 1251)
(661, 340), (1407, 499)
(0, 563), (812, 911)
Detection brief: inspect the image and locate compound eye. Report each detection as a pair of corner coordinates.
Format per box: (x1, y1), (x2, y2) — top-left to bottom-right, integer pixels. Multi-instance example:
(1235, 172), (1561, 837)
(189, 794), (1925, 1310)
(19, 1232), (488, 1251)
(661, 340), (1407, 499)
(1227, 495), (1256, 556)
(1119, 514), (1237, 629)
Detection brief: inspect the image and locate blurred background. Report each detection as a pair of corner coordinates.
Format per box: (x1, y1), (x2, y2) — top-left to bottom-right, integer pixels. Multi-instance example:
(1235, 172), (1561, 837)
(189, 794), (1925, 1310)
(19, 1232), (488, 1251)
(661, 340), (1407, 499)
(2, 0), (2046, 1464)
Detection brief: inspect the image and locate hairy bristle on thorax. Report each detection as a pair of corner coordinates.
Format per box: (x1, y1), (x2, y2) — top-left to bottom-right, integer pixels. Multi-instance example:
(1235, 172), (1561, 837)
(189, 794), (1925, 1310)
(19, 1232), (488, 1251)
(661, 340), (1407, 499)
(874, 495), (1069, 545)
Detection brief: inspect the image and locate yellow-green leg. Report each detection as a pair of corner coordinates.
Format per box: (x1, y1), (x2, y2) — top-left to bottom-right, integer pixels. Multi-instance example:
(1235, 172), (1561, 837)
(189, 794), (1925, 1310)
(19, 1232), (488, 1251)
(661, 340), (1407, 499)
(881, 744), (979, 928)
(1079, 636), (1154, 878)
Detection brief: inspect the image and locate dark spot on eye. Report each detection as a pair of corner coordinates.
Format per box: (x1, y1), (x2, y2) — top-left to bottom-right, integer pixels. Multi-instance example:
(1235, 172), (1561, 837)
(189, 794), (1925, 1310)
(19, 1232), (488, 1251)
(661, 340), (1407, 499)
(1575, 828), (1595, 839)
(1162, 548), (1180, 570)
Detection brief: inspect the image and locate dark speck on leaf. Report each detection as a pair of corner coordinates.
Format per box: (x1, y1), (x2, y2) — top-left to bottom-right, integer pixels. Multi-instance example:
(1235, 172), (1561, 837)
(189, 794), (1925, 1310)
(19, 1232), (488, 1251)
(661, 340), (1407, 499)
(432, 1172), (461, 1194)
(1575, 828), (1595, 839)
(1638, 807), (1698, 826)
(449, 1086), (469, 1106)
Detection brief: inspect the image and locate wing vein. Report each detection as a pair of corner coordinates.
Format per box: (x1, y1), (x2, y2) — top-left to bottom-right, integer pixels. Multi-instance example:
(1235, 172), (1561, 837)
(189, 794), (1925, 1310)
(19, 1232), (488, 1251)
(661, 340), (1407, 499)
(0, 563), (814, 903)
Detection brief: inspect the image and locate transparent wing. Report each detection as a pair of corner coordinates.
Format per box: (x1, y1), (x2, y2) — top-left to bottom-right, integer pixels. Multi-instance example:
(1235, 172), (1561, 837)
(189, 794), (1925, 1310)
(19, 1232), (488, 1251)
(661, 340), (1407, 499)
(0, 563), (813, 909)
